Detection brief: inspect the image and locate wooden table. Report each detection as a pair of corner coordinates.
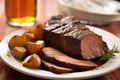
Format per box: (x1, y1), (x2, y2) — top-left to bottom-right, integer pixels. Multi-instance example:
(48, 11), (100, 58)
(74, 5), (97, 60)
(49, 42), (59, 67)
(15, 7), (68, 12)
(0, 0), (120, 80)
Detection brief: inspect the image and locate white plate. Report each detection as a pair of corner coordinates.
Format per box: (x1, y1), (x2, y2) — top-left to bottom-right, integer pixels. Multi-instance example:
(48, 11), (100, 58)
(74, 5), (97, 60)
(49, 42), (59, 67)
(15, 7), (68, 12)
(0, 26), (120, 80)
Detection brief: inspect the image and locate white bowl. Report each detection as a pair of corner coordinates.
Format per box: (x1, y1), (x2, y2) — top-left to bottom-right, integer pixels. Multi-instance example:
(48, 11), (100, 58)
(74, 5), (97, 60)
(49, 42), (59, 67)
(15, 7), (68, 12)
(59, 0), (120, 25)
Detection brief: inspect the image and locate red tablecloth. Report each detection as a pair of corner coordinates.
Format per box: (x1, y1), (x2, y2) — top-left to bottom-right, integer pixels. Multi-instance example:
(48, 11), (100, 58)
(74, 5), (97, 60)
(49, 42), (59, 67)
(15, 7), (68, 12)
(0, 0), (120, 80)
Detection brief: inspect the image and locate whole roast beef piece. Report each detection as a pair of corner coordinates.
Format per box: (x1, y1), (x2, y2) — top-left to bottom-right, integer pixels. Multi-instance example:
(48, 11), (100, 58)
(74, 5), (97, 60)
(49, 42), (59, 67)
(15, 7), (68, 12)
(40, 47), (98, 70)
(43, 16), (75, 47)
(43, 15), (109, 60)
(42, 60), (74, 74)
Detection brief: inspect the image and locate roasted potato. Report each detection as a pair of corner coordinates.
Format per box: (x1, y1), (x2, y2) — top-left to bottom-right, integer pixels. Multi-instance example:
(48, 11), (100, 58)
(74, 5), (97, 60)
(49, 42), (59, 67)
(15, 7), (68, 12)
(22, 32), (35, 44)
(12, 46), (27, 60)
(8, 32), (35, 50)
(26, 40), (45, 54)
(22, 54), (41, 69)
(8, 35), (26, 50)
(8, 23), (44, 69)
(28, 23), (44, 40)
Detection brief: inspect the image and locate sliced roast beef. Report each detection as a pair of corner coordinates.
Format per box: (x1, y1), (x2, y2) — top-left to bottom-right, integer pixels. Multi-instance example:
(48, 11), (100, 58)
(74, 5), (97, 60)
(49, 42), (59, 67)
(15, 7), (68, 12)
(42, 60), (74, 74)
(40, 47), (98, 70)
(44, 15), (109, 60)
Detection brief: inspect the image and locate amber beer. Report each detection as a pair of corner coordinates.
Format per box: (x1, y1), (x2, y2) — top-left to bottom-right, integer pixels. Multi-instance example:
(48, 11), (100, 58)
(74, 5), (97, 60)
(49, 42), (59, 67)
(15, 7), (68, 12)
(5, 0), (36, 26)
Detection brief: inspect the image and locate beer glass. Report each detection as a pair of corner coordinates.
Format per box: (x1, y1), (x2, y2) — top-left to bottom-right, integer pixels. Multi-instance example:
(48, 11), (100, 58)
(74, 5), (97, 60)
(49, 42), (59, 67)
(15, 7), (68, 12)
(5, 0), (37, 27)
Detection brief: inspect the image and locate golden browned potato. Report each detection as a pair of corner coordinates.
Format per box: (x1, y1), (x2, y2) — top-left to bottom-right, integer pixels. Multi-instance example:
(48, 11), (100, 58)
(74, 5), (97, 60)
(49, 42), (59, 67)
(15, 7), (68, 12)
(22, 54), (41, 69)
(26, 40), (45, 54)
(12, 46), (27, 60)
(8, 32), (35, 50)
(22, 32), (35, 44)
(28, 23), (44, 40)
(8, 35), (26, 50)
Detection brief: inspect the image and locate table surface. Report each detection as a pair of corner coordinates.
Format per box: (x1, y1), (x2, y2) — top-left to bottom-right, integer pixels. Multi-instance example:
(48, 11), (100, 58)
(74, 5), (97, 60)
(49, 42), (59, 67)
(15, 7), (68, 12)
(0, 0), (120, 80)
